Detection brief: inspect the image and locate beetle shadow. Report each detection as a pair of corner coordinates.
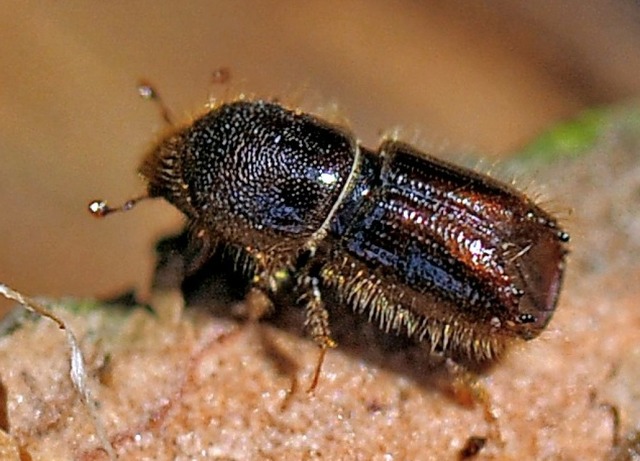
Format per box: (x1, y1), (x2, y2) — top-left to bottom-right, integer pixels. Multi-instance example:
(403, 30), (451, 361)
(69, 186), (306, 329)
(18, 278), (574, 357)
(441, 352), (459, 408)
(151, 230), (497, 404)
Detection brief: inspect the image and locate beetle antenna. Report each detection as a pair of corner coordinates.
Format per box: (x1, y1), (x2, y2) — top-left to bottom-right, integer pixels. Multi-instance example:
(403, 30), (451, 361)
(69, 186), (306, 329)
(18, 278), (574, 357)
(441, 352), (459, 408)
(88, 194), (149, 218)
(211, 67), (231, 85)
(137, 80), (174, 126)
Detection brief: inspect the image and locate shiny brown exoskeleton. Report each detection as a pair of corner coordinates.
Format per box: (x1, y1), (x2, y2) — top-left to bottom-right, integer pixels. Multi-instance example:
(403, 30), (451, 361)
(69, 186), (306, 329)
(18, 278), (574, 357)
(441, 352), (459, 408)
(90, 100), (568, 374)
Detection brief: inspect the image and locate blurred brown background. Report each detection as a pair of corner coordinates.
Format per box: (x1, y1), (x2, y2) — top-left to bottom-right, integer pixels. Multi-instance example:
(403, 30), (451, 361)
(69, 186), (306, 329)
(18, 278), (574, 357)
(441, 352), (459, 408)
(1, 1), (639, 313)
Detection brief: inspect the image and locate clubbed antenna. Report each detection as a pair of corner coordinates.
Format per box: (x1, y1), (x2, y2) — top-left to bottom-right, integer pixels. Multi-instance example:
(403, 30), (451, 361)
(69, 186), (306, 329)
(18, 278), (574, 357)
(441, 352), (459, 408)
(88, 195), (149, 218)
(211, 67), (231, 85)
(89, 80), (171, 219)
(137, 80), (175, 126)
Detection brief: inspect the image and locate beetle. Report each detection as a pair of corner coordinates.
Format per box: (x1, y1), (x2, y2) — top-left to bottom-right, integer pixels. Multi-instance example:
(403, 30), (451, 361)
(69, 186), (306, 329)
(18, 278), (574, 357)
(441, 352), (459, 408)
(90, 99), (569, 386)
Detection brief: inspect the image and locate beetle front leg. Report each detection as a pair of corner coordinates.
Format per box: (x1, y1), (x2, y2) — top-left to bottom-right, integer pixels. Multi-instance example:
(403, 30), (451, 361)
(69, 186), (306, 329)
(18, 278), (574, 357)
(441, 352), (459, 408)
(242, 248), (292, 320)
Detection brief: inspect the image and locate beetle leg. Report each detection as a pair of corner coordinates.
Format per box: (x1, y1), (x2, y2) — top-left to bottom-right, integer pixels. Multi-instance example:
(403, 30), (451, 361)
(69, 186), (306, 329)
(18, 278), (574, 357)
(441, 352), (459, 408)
(241, 248), (293, 320)
(445, 358), (503, 447)
(184, 226), (214, 276)
(299, 273), (336, 392)
(244, 264), (277, 321)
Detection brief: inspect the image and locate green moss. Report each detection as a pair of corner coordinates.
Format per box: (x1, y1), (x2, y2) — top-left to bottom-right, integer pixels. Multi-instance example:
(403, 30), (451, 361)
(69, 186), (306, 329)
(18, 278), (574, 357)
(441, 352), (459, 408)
(516, 108), (609, 162)
(0, 298), (152, 338)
